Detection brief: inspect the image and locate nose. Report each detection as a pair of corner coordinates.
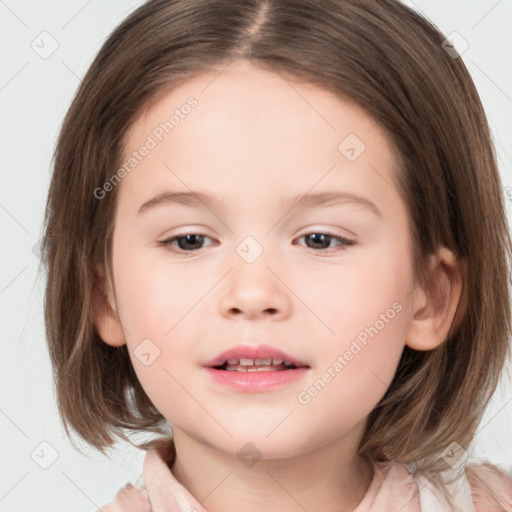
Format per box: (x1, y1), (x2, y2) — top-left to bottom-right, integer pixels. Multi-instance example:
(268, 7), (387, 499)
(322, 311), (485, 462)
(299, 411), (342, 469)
(218, 247), (291, 321)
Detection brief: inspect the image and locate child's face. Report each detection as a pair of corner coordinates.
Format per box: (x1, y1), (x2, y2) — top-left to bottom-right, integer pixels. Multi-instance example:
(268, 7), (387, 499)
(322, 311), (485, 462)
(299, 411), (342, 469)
(106, 59), (419, 458)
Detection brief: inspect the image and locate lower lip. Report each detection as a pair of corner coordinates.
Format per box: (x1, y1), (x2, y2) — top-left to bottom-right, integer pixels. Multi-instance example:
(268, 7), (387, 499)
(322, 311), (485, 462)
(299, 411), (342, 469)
(204, 367), (309, 392)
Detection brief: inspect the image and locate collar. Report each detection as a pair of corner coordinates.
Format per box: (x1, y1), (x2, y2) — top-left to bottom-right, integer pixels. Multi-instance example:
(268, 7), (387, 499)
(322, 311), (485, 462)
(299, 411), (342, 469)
(141, 437), (207, 512)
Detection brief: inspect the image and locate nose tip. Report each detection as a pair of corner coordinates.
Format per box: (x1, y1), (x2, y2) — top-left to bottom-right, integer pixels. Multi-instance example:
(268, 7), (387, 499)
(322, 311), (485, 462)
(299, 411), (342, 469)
(218, 241), (292, 320)
(220, 271), (288, 320)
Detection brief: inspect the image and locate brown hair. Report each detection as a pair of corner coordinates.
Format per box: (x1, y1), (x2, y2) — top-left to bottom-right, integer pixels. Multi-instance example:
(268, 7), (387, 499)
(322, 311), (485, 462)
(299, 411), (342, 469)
(40, 0), (511, 502)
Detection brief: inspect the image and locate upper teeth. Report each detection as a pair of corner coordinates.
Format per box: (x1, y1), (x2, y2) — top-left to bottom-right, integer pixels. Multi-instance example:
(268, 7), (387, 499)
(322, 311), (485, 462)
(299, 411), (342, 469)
(226, 358), (292, 366)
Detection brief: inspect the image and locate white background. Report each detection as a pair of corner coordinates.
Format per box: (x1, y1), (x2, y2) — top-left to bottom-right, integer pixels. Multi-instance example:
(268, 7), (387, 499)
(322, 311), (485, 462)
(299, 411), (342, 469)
(1, 1), (511, 510)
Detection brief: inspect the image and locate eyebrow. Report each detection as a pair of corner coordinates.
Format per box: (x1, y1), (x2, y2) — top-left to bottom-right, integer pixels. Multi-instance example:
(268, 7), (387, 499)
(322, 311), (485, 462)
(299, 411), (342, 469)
(137, 190), (382, 218)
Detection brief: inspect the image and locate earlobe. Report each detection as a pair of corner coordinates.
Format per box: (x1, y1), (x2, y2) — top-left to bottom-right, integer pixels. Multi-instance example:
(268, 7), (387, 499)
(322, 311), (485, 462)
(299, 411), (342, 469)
(92, 263), (126, 347)
(405, 247), (464, 351)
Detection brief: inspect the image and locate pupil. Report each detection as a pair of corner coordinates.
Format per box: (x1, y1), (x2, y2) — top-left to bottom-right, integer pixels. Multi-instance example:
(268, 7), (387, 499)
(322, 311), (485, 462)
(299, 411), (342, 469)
(308, 233), (329, 249)
(179, 234), (203, 250)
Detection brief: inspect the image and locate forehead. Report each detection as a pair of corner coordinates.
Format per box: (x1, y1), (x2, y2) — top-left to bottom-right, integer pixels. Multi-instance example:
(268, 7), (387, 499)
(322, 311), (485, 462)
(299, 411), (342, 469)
(127, 59), (385, 147)
(118, 59), (400, 212)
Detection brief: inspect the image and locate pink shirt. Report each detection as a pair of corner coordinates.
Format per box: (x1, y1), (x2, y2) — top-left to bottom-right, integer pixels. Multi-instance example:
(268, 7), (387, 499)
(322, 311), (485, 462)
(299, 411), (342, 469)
(99, 438), (512, 512)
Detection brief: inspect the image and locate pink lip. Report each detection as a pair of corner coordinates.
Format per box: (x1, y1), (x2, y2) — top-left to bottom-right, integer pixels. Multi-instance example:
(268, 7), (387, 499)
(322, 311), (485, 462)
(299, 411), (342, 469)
(204, 366), (309, 392)
(203, 344), (309, 368)
(203, 344), (310, 393)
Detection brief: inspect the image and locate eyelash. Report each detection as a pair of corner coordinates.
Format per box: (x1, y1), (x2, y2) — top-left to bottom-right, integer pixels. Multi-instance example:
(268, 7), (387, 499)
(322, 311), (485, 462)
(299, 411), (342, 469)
(158, 231), (355, 255)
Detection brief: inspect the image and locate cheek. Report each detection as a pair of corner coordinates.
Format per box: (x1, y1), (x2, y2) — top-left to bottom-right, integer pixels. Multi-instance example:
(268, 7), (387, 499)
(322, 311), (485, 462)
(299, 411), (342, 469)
(300, 243), (413, 347)
(295, 245), (413, 410)
(296, 303), (408, 438)
(112, 249), (209, 413)
(113, 247), (202, 339)
(126, 354), (206, 442)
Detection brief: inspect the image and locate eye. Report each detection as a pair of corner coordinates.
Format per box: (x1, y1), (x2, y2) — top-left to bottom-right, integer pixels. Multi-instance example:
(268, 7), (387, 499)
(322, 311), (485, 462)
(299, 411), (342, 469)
(158, 233), (214, 253)
(158, 230), (355, 255)
(295, 231), (355, 252)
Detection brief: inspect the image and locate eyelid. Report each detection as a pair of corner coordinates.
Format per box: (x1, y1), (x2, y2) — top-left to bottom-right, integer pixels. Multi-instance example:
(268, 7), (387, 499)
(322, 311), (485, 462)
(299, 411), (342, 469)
(161, 225), (356, 240)
(295, 226), (356, 240)
(294, 230), (356, 253)
(157, 227), (356, 255)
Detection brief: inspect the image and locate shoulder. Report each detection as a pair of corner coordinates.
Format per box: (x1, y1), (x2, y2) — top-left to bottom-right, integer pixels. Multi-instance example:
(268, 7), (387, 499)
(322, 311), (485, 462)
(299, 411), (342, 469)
(466, 462), (512, 512)
(97, 482), (151, 512)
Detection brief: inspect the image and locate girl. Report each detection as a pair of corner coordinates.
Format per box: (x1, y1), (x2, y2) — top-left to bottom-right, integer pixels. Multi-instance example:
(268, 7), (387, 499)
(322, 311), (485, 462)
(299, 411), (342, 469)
(41, 0), (512, 511)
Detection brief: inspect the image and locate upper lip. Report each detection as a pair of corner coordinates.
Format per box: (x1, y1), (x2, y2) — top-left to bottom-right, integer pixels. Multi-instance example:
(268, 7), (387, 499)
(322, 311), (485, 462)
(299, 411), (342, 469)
(204, 344), (309, 368)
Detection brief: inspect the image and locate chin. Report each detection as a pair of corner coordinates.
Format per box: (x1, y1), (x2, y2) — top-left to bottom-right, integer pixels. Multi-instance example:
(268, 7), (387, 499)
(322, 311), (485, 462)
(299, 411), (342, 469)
(214, 426), (316, 461)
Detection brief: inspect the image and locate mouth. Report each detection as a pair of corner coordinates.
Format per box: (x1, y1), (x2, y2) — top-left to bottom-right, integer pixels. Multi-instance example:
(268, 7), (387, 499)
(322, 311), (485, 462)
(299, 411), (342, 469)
(203, 344), (310, 392)
(211, 358), (303, 372)
(203, 344), (310, 372)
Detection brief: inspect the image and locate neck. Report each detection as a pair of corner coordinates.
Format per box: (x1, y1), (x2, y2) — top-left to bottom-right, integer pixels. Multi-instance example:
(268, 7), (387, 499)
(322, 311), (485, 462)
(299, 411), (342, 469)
(170, 427), (373, 512)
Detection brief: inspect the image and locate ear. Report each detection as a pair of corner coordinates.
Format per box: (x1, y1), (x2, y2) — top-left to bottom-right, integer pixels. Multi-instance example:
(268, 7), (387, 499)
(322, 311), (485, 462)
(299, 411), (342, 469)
(405, 246), (464, 351)
(92, 262), (126, 347)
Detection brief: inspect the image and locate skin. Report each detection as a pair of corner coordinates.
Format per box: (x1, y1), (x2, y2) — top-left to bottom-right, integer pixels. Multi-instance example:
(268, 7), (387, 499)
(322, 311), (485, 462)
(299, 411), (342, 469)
(94, 59), (463, 512)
